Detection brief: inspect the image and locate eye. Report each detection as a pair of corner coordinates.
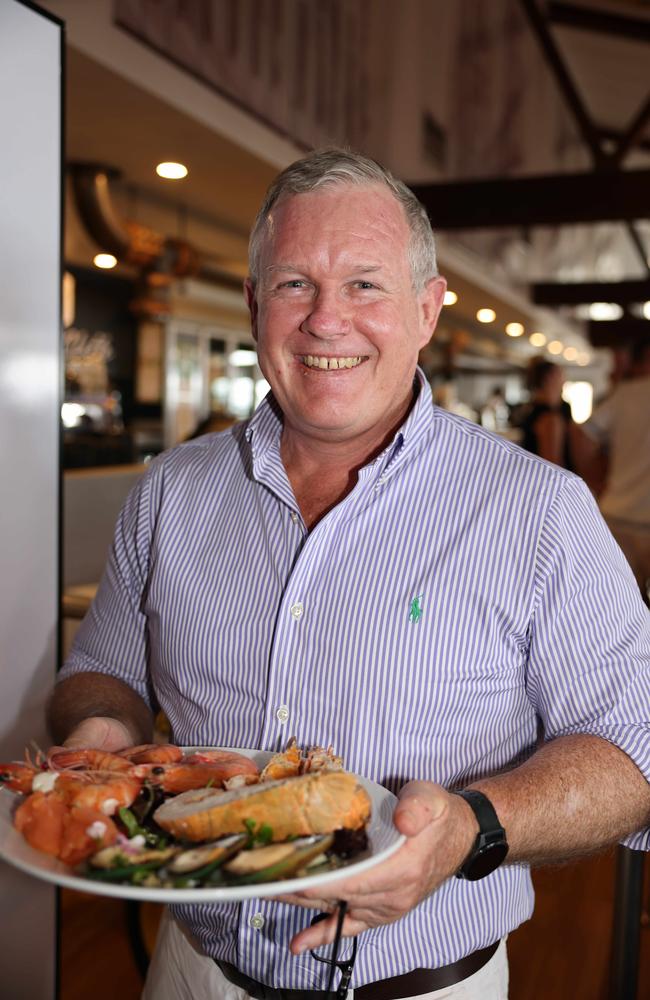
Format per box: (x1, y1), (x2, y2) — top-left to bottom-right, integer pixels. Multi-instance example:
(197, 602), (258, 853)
(279, 279), (307, 290)
(353, 280), (377, 290)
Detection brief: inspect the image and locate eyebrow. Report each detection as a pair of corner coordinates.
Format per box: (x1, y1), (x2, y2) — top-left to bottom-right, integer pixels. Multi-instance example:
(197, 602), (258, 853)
(264, 264), (384, 276)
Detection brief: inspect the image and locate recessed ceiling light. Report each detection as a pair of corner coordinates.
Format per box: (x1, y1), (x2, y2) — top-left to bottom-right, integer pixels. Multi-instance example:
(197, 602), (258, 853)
(443, 290), (458, 306)
(529, 332), (546, 347)
(577, 352), (590, 366)
(505, 322), (524, 337)
(477, 308), (496, 323)
(93, 253), (117, 269)
(156, 161), (188, 180)
(643, 301), (650, 320)
(548, 340), (564, 355)
(563, 346), (578, 361)
(588, 302), (623, 321)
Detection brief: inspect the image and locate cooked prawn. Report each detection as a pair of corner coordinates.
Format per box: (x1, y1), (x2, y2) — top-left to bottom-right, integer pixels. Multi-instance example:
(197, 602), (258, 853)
(56, 772), (142, 815)
(0, 760), (40, 794)
(14, 791), (67, 856)
(131, 753), (258, 795)
(259, 739), (302, 781)
(182, 750), (260, 774)
(259, 740), (343, 781)
(117, 743), (183, 764)
(14, 793), (118, 864)
(58, 806), (120, 866)
(47, 747), (133, 773)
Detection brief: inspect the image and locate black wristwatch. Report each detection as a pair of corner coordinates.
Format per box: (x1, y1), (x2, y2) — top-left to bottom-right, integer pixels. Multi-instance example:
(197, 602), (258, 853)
(453, 789), (509, 881)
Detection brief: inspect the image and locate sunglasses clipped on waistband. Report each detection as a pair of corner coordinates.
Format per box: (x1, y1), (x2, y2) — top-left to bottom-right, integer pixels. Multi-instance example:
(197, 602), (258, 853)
(309, 901), (357, 998)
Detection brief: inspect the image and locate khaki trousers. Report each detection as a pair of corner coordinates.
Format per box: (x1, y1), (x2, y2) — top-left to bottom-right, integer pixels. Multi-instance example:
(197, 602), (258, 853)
(142, 910), (509, 1000)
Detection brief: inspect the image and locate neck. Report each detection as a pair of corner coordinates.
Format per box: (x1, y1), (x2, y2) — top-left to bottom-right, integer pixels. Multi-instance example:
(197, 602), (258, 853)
(280, 389), (417, 529)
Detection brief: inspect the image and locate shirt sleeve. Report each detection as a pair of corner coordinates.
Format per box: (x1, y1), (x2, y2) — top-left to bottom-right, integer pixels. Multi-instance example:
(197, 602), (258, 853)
(526, 475), (650, 850)
(58, 456), (165, 711)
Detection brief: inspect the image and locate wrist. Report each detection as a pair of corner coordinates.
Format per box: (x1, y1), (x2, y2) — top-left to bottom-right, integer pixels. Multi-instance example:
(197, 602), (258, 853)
(452, 789), (509, 881)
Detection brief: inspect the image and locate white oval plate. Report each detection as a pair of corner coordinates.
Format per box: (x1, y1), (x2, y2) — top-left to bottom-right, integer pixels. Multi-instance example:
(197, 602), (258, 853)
(0, 748), (405, 902)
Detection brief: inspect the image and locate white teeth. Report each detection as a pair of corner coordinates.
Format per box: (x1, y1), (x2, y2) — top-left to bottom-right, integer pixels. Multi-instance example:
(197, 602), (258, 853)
(301, 355), (362, 370)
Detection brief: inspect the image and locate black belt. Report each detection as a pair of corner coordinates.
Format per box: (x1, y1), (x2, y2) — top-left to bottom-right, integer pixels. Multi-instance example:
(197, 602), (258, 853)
(216, 940), (500, 999)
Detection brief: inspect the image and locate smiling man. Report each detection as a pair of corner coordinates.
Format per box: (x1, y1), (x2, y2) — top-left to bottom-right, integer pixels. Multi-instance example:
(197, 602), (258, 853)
(49, 150), (650, 1000)
(244, 177), (445, 528)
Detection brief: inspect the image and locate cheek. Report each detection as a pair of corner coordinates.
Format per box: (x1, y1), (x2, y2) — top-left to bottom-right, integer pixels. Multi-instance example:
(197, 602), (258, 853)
(258, 302), (308, 340)
(358, 305), (423, 355)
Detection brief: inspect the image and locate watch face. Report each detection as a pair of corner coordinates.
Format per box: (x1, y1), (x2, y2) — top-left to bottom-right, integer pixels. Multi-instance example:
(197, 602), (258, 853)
(463, 841), (509, 881)
(453, 789), (508, 881)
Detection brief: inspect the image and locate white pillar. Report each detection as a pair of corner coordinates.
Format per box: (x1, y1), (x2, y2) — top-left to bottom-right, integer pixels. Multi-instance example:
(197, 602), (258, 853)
(0, 2), (62, 996)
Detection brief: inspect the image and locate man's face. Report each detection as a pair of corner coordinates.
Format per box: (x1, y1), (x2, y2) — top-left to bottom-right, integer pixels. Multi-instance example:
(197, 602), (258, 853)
(245, 184), (446, 452)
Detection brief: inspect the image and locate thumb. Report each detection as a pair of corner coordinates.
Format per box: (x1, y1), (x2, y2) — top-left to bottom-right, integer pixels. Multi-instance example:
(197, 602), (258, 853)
(63, 716), (133, 752)
(394, 781), (447, 838)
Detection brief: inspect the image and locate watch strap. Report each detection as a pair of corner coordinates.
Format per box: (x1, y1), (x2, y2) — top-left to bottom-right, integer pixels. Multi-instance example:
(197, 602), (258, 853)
(453, 789), (509, 881)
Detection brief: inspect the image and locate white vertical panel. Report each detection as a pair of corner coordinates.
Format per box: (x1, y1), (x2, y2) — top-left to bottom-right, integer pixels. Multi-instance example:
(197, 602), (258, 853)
(0, 2), (62, 997)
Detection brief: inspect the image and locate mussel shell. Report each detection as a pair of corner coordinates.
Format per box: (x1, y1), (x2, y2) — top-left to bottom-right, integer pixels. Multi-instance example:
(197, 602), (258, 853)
(224, 833), (335, 883)
(167, 834), (246, 873)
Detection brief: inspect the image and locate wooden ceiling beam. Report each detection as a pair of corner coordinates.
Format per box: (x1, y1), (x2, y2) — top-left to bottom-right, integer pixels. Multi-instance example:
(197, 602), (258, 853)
(588, 318), (650, 348)
(518, 0), (607, 165)
(411, 168), (650, 229)
(532, 280), (650, 306)
(548, 2), (650, 44)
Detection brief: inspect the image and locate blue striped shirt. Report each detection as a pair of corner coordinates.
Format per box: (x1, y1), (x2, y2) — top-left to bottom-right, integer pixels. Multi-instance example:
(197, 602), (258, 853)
(62, 369), (650, 989)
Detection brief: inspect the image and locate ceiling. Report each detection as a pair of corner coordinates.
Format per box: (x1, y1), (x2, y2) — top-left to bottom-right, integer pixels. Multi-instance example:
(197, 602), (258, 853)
(61, 0), (650, 372)
(65, 48), (278, 268)
(552, 1), (650, 147)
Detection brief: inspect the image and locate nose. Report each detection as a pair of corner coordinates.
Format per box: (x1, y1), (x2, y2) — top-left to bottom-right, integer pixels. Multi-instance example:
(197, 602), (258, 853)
(301, 287), (350, 340)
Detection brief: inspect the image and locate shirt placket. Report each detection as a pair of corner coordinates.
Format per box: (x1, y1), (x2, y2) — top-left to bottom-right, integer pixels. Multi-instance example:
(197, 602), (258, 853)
(235, 438), (405, 980)
(236, 497), (307, 969)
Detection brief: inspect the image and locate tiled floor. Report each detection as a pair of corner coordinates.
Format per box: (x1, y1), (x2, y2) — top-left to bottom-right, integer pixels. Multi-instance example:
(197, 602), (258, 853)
(59, 850), (650, 999)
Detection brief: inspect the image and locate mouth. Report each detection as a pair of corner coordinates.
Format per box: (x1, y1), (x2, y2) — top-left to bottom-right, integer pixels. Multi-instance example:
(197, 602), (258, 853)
(299, 355), (366, 371)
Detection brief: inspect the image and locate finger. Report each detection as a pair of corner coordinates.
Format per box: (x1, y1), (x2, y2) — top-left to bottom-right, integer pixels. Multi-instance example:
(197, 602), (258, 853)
(273, 892), (334, 911)
(294, 849), (415, 904)
(290, 912), (368, 954)
(394, 781), (447, 837)
(63, 717), (133, 752)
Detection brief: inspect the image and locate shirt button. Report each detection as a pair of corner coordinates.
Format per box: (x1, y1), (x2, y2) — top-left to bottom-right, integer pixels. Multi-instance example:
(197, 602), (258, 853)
(276, 705), (290, 724)
(290, 511), (299, 524)
(249, 913), (265, 930)
(290, 602), (304, 620)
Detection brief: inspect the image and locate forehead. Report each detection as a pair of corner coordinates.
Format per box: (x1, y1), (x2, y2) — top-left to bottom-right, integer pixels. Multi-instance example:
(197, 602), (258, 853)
(260, 183), (411, 263)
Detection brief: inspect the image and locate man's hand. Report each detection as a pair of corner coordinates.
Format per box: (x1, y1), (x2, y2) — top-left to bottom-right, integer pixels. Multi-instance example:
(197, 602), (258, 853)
(62, 716), (135, 752)
(280, 781), (479, 954)
(47, 672), (154, 747)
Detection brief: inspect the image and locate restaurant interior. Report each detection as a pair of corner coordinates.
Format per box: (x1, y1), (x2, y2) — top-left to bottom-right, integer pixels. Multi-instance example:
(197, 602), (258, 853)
(2, 0), (650, 997)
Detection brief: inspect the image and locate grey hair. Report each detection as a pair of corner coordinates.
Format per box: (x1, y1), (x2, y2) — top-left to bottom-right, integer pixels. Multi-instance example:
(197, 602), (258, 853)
(248, 148), (438, 292)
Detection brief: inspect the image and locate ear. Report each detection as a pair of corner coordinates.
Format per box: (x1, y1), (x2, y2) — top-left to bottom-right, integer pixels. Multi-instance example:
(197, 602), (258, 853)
(244, 278), (259, 342)
(417, 276), (447, 349)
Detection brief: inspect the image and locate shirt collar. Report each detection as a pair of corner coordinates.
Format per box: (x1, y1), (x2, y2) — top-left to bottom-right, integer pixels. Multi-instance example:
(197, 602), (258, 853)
(245, 365), (434, 484)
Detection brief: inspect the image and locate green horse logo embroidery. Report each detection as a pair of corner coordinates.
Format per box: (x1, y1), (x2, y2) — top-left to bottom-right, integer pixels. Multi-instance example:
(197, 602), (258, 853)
(408, 595), (423, 623)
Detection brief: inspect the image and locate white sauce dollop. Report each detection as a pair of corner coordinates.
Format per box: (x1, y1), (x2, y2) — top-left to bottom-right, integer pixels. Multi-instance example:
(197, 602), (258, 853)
(86, 821), (107, 840)
(32, 771), (59, 793)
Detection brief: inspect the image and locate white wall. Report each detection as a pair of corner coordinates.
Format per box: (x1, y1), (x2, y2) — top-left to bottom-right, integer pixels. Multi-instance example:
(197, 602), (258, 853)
(0, 2), (62, 996)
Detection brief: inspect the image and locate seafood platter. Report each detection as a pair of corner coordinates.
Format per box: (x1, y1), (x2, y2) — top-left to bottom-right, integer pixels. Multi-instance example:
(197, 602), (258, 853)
(0, 740), (404, 902)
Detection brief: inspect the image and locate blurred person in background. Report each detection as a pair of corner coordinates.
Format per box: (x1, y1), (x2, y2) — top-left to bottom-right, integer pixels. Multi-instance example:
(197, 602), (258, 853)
(582, 342), (650, 601)
(480, 386), (509, 433)
(518, 357), (584, 470)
